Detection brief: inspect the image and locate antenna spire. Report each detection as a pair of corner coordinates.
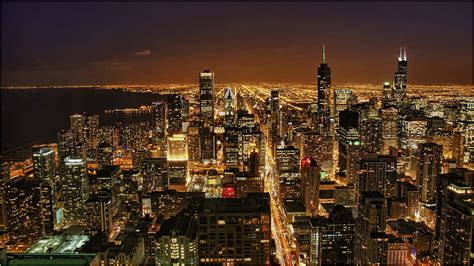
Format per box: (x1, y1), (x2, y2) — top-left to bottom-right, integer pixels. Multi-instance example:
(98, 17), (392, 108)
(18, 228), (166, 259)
(403, 47), (407, 61)
(322, 44), (326, 64)
(399, 47), (402, 61)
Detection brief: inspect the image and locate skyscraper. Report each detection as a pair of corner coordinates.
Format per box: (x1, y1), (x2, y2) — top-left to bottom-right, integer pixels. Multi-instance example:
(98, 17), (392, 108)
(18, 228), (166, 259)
(199, 69), (215, 131)
(301, 157), (321, 216)
(197, 193), (271, 264)
(393, 47), (408, 106)
(224, 87), (236, 126)
(167, 134), (188, 191)
(152, 100), (167, 154)
(317, 45), (331, 135)
(156, 212), (198, 265)
(417, 143), (442, 204)
(61, 157), (89, 227)
(358, 153), (397, 198)
(355, 191), (389, 265)
(271, 89), (280, 138)
(333, 89), (355, 126)
(32, 147), (56, 185)
(4, 177), (45, 244)
(438, 177), (473, 265)
(142, 158), (168, 193)
(276, 146), (301, 201)
(97, 142), (113, 168)
(338, 109), (363, 184)
(380, 107), (399, 153)
(167, 94), (184, 135)
(199, 69), (216, 162)
(308, 205), (356, 265)
(382, 81), (393, 108)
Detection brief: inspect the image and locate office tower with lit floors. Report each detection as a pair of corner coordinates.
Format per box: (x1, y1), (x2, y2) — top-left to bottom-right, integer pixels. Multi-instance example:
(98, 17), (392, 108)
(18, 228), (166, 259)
(393, 47), (408, 106)
(276, 145), (302, 202)
(152, 100), (167, 157)
(308, 204), (356, 265)
(155, 212), (198, 265)
(355, 191), (389, 265)
(417, 143), (443, 205)
(438, 175), (473, 265)
(61, 157), (90, 227)
(301, 157), (321, 216)
(167, 134), (189, 191)
(32, 147), (56, 184)
(317, 45), (332, 136)
(199, 69), (217, 163)
(224, 87), (236, 126)
(167, 94), (184, 135)
(197, 193), (271, 265)
(337, 109), (364, 184)
(142, 157), (168, 193)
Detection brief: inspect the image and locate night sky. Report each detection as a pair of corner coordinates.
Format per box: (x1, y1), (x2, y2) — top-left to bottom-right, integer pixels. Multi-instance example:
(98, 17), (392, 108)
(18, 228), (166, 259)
(2, 2), (472, 86)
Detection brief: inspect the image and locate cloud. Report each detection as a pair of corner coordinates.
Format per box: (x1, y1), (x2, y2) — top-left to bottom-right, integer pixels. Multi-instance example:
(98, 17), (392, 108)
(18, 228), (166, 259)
(133, 49), (151, 56)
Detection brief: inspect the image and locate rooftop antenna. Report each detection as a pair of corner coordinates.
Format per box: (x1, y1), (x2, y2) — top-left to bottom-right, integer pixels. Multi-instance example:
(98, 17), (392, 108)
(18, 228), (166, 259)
(404, 47), (407, 61)
(399, 47), (402, 61)
(322, 44), (326, 64)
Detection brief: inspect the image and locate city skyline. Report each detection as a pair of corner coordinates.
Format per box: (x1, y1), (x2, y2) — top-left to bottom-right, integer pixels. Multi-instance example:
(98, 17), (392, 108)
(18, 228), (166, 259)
(2, 2), (472, 86)
(1, 2), (473, 266)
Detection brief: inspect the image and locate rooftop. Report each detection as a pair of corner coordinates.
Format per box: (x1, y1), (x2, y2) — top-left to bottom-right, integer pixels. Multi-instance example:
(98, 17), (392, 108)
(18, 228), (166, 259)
(26, 235), (90, 254)
(199, 193), (270, 214)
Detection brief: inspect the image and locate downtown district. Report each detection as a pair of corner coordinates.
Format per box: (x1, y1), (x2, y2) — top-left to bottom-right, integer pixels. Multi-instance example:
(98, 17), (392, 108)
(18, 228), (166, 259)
(1, 46), (474, 266)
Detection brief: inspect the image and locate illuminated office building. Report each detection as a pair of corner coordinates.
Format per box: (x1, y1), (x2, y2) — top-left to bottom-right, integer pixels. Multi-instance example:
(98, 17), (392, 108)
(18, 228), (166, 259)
(97, 142), (113, 168)
(438, 179), (473, 265)
(156, 213), (198, 266)
(276, 146), (301, 201)
(380, 107), (399, 153)
(224, 87), (236, 126)
(61, 157), (89, 227)
(197, 193), (271, 265)
(382, 81), (393, 108)
(338, 109), (363, 184)
(224, 127), (241, 169)
(152, 100), (167, 155)
(362, 118), (383, 154)
(333, 89), (355, 125)
(393, 47), (408, 106)
(355, 191), (389, 265)
(199, 69), (216, 162)
(417, 143), (442, 205)
(4, 177), (46, 244)
(400, 118), (427, 151)
(301, 132), (333, 174)
(359, 153), (398, 198)
(199, 127), (216, 163)
(459, 99), (474, 167)
(142, 158), (168, 193)
(167, 134), (188, 191)
(270, 89), (281, 139)
(32, 147), (56, 185)
(317, 45), (331, 136)
(167, 94), (184, 135)
(86, 194), (114, 238)
(435, 168), (473, 240)
(199, 69), (215, 131)
(57, 129), (86, 163)
(308, 205), (355, 265)
(301, 157), (321, 216)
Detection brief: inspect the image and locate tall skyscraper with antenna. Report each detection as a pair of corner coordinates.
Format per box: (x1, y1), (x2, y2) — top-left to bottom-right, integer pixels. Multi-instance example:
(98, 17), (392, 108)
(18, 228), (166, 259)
(317, 45), (332, 135)
(393, 47), (408, 105)
(199, 69), (216, 162)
